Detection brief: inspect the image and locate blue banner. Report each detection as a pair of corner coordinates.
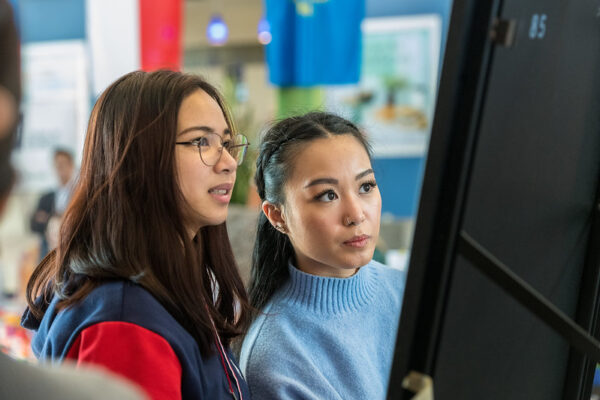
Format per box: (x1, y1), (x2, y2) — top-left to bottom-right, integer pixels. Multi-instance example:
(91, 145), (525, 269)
(264, 0), (365, 86)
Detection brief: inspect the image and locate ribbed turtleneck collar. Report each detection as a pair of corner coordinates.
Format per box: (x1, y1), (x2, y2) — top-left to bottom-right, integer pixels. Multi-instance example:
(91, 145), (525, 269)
(278, 261), (378, 314)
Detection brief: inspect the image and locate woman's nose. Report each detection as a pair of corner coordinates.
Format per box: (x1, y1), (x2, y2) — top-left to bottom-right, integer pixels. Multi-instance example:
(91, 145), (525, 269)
(214, 147), (238, 173)
(342, 195), (366, 226)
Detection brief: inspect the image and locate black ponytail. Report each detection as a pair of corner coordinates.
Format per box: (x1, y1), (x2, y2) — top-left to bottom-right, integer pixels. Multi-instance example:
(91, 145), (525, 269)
(249, 213), (295, 311)
(248, 111), (372, 313)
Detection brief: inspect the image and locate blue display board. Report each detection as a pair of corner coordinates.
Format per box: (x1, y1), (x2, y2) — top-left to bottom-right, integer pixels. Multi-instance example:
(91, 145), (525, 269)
(372, 157), (425, 219)
(10, 0), (85, 43)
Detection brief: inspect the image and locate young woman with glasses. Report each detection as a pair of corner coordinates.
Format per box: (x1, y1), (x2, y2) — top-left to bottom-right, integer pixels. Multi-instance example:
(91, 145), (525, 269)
(22, 70), (252, 400)
(239, 111), (405, 399)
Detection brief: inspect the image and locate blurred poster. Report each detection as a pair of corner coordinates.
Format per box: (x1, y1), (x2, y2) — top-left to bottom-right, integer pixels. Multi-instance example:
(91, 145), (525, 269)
(16, 40), (89, 192)
(326, 15), (442, 158)
(264, 0), (364, 86)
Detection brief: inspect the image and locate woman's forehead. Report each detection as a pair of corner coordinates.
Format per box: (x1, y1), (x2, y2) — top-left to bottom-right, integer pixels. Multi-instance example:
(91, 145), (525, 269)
(177, 90), (227, 132)
(287, 135), (372, 184)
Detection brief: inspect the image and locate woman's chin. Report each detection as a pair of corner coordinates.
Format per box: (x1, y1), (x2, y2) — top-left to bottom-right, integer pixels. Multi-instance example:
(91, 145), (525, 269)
(189, 214), (228, 232)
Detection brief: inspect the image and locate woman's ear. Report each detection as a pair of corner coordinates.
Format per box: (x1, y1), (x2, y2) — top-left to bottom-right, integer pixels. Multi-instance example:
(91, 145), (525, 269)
(262, 201), (287, 233)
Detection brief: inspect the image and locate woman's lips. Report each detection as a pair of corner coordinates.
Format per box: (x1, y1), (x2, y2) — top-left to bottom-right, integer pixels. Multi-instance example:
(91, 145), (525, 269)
(208, 183), (233, 203)
(343, 234), (370, 248)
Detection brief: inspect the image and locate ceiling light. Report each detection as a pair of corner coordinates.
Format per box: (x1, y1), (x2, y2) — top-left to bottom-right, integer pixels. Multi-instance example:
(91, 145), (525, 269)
(206, 14), (228, 46)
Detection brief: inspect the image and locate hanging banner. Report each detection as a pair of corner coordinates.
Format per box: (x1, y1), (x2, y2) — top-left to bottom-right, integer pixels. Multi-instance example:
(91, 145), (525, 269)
(139, 0), (182, 71)
(264, 0), (364, 86)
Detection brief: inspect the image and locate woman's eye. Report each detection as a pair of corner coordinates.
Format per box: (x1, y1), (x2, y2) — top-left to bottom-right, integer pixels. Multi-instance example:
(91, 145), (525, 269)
(194, 137), (210, 147)
(316, 190), (338, 202)
(359, 182), (377, 194)
(223, 140), (232, 150)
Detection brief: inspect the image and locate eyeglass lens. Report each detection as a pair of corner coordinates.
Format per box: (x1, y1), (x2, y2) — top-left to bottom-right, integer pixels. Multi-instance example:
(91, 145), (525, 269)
(199, 133), (248, 166)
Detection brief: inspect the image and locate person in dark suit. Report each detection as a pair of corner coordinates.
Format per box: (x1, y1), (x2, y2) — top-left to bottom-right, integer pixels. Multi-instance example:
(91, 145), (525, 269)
(30, 149), (75, 258)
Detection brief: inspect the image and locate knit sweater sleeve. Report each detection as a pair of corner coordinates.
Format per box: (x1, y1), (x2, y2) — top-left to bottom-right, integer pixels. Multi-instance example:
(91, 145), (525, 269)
(241, 307), (344, 400)
(244, 337), (343, 400)
(65, 321), (182, 400)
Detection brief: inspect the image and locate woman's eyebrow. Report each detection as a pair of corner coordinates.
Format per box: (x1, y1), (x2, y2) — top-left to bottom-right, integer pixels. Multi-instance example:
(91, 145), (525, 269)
(304, 177), (338, 188)
(355, 169), (374, 180)
(304, 169), (374, 188)
(177, 126), (232, 137)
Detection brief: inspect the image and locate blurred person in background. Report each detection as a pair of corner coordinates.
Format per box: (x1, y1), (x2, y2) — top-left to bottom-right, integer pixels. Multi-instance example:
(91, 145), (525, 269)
(0, 0), (144, 398)
(22, 69), (253, 400)
(30, 148), (76, 258)
(240, 112), (405, 399)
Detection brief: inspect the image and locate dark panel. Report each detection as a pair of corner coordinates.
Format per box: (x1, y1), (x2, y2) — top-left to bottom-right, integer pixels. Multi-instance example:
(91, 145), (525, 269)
(389, 0), (600, 398)
(435, 257), (569, 399)
(432, 0), (600, 398)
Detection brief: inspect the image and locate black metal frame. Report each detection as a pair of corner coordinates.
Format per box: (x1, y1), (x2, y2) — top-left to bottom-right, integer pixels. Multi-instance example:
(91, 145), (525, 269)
(387, 0), (502, 396)
(386, 0), (600, 398)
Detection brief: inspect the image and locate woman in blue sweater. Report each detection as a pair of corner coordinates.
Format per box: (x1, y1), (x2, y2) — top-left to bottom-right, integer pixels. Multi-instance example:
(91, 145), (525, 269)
(240, 112), (405, 399)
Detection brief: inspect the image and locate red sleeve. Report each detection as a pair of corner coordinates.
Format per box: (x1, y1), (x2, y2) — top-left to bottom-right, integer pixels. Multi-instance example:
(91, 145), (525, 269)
(66, 321), (182, 400)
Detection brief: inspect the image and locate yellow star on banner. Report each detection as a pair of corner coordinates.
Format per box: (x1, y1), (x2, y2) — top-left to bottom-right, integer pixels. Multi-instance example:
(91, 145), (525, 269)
(292, 0), (329, 17)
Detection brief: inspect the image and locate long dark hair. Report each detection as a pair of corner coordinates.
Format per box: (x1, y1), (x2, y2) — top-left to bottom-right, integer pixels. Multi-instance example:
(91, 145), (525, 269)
(249, 111), (372, 312)
(26, 70), (250, 355)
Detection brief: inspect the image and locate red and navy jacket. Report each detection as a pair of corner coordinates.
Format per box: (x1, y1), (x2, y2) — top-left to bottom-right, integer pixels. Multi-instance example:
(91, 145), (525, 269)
(21, 280), (251, 400)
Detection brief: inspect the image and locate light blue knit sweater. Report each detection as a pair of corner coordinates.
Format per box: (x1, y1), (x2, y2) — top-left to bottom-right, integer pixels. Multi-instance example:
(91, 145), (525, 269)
(239, 260), (405, 400)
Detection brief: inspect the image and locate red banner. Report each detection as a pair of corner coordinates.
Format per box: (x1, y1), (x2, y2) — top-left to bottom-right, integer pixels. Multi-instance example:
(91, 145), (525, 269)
(139, 0), (182, 71)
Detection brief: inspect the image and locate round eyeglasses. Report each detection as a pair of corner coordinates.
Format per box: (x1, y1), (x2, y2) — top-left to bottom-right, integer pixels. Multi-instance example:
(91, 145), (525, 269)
(176, 133), (249, 166)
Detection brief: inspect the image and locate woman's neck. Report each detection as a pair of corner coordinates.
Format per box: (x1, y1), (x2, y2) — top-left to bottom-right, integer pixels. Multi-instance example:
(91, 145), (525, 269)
(294, 253), (358, 278)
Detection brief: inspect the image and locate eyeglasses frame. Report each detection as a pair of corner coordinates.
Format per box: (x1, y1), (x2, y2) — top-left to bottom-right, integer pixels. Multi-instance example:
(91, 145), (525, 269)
(175, 132), (250, 167)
